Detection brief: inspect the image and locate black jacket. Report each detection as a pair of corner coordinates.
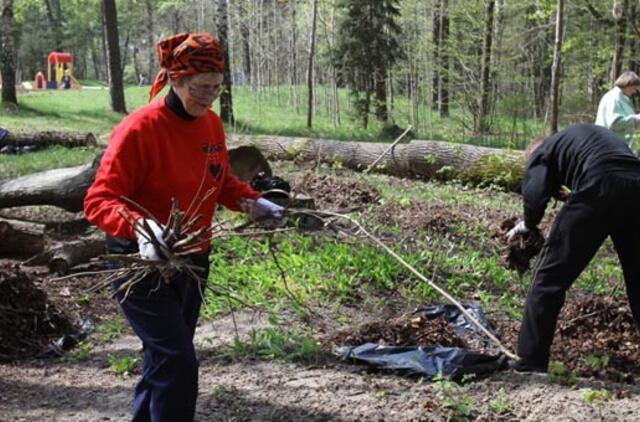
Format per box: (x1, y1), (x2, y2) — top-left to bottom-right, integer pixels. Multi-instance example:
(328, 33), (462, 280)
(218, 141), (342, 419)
(522, 124), (640, 228)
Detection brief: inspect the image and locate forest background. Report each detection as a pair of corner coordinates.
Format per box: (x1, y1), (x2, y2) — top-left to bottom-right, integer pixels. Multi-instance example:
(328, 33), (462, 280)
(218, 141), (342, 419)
(0, 0), (637, 150)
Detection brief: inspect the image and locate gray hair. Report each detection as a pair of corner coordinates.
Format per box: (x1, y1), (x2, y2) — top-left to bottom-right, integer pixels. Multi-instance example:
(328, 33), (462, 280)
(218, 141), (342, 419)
(614, 71), (640, 88)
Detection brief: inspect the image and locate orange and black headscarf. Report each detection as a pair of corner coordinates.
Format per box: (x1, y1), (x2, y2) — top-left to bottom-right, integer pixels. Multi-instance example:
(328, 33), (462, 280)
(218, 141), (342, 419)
(149, 33), (225, 102)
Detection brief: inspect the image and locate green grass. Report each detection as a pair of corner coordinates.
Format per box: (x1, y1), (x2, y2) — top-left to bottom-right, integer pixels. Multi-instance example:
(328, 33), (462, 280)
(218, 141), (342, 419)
(200, 171), (625, 325)
(1, 84), (546, 148)
(0, 86), (148, 134)
(0, 146), (98, 180)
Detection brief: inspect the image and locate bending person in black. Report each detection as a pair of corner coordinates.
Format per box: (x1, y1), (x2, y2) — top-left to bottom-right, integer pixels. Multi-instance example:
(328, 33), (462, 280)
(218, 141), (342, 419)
(507, 123), (640, 372)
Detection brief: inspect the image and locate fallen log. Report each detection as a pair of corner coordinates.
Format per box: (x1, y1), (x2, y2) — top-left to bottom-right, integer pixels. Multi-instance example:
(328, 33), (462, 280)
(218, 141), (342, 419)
(0, 154), (101, 212)
(0, 136), (525, 212)
(229, 135), (526, 191)
(0, 218), (46, 256)
(48, 237), (105, 275)
(0, 145), (270, 211)
(0, 130), (97, 148)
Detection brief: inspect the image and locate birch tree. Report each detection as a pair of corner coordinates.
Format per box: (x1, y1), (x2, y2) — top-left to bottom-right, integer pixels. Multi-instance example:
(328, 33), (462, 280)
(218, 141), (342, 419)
(306, 0), (318, 128)
(549, 0), (565, 133)
(217, 0), (234, 123)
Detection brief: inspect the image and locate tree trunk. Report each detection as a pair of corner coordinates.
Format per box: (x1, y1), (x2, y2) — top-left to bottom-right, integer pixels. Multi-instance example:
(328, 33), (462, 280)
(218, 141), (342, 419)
(217, 0), (234, 124)
(431, 0), (441, 109)
(374, 72), (388, 122)
(476, 0), (495, 135)
(43, 0), (64, 51)
(102, 0), (127, 113)
(290, 0), (298, 111)
(2, 131), (97, 147)
(306, 0), (318, 128)
(610, 0), (628, 84)
(0, 156), (101, 212)
(91, 39), (101, 80)
(132, 46), (141, 84)
(0, 218), (45, 257)
(1, 0), (18, 106)
(228, 134), (525, 191)
(237, 2), (251, 83)
(144, 0), (155, 83)
(628, 2), (640, 74)
(120, 30), (130, 74)
(438, 0), (449, 117)
(48, 237), (105, 275)
(549, 0), (565, 134)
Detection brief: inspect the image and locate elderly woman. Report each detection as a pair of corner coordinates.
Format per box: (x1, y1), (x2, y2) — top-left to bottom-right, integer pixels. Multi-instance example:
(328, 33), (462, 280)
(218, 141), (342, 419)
(595, 70), (640, 150)
(84, 33), (283, 421)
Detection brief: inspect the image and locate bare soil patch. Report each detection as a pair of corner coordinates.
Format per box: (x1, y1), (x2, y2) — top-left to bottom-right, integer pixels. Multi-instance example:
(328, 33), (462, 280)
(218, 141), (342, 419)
(300, 174), (381, 211)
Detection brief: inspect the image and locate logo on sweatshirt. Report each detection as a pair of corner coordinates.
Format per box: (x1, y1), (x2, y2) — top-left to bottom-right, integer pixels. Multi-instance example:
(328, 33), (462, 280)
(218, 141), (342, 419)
(203, 143), (224, 181)
(201, 143), (222, 155)
(209, 164), (223, 181)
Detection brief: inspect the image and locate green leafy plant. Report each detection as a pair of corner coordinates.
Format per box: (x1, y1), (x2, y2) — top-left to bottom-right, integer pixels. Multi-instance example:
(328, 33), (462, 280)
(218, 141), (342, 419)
(548, 361), (578, 386)
(64, 340), (94, 362)
(96, 316), (126, 343)
(582, 388), (612, 405)
(488, 387), (512, 415)
(107, 354), (140, 377)
(585, 354), (610, 370)
(433, 373), (475, 421)
(224, 315), (321, 362)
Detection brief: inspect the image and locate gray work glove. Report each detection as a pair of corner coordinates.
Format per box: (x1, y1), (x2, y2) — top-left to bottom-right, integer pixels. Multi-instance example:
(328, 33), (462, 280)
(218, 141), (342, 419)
(135, 218), (169, 261)
(506, 220), (530, 241)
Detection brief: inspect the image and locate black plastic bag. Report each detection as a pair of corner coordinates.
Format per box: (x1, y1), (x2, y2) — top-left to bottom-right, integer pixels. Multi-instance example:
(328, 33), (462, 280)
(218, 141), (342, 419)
(40, 317), (95, 358)
(334, 303), (507, 379)
(336, 343), (506, 380)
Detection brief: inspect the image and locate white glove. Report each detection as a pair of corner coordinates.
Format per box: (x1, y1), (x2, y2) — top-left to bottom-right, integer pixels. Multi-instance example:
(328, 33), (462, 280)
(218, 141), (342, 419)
(506, 220), (530, 241)
(242, 197), (286, 228)
(135, 218), (168, 261)
(251, 198), (284, 220)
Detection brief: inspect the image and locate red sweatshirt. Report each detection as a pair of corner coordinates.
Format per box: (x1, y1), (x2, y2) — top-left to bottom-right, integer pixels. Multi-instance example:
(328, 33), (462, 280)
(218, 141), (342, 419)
(84, 99), (259, 250)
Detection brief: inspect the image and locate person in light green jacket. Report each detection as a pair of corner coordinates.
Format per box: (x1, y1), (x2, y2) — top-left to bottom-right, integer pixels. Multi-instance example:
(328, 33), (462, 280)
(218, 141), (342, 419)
(595, 71), (640, 151)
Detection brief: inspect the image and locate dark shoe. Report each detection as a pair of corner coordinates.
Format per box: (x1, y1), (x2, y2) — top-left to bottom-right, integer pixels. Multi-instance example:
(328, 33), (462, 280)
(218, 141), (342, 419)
(508, 358), (547, 373)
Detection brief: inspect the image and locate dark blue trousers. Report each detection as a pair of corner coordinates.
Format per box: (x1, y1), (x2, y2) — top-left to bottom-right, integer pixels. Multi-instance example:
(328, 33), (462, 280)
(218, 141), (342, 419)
(112, 252), (209, 422)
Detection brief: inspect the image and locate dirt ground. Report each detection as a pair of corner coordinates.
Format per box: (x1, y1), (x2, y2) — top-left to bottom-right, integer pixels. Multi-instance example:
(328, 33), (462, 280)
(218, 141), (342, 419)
(2, 311), (640, 421)
(2, 166), (640, 421)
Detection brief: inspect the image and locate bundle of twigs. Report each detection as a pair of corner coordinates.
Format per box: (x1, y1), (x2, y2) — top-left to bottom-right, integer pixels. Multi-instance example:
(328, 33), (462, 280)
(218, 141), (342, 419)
(79, 193), (215, 300)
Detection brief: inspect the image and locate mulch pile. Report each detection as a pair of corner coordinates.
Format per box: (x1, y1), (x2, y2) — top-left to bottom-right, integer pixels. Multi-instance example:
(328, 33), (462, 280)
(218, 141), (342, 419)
(303, 175), (381, 211)
(0, 263), (73, 361)
(556, 295), (640, 382)
(323, 313), (466, 349)
(495, 294), (640, 383)
(499, 217), (545, 274)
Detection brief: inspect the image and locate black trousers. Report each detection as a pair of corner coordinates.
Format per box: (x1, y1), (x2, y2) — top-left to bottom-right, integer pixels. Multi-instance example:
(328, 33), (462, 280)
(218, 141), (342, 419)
(518, 174), (640, 368)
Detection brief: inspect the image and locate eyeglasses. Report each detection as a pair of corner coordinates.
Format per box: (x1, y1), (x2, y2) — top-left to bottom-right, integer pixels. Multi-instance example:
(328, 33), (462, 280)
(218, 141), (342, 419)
(187, 83), (224, 100)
